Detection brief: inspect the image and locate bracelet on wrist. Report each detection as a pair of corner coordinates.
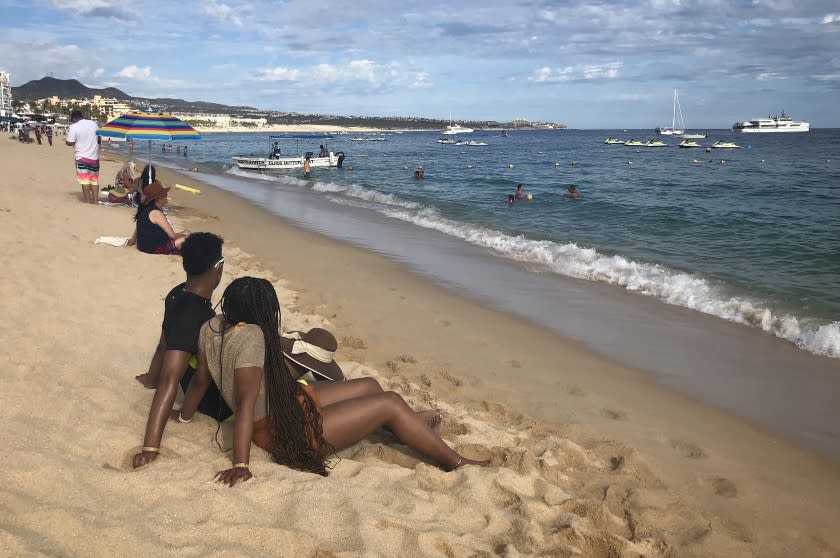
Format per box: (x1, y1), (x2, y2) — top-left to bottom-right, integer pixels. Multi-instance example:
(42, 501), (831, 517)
(233, 462), (249, 469)
(141, 446), (160, 453)
(177, 413), (192, 423)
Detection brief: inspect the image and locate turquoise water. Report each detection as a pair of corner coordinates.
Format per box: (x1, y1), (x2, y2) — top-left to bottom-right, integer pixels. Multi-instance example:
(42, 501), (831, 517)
(144, 129), (840, 358)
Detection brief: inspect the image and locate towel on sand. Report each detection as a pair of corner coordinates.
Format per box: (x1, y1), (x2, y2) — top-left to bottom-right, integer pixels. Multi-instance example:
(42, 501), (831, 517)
(95, 236), (130, 247)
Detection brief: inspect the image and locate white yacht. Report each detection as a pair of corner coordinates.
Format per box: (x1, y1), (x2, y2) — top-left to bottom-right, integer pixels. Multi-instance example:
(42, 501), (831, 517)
(733, 111), (810, 133)
(441, 123), (474, 135)
(441, 113), (474, 135)
(656, 89), (685, 136)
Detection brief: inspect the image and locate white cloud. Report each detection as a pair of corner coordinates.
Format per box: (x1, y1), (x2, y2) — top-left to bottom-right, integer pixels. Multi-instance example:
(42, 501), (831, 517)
(757, 72), (786, 80)
(202, 0), (243, 27)
(529, 62), (622, 83)
(48, 0), (130, 19)
(49, 0), (113, 11)
(312, 60), (387, 84)
(94, 67), (104, 77)
(412, 72), (432, 88)
(822, 13), (840, 24)
(255, 67), (300, 81)
(115, 65), (152, 79)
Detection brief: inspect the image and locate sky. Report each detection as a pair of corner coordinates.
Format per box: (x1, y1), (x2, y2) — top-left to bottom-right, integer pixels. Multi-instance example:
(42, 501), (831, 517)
(1, 0), (839, 129)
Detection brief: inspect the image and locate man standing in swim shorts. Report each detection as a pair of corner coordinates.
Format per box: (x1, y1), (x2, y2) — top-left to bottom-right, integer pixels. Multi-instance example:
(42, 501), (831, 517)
(65, 110), (100, 204)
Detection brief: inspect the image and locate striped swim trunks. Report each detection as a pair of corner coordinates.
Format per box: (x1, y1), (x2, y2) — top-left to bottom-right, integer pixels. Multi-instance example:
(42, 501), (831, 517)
(74, 157), (100, 186)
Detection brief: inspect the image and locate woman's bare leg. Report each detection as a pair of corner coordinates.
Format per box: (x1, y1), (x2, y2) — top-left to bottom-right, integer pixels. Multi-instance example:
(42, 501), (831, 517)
(315, 378), (441, 429)
(314, 377), (383, 406)
(320, 391), (488, 470)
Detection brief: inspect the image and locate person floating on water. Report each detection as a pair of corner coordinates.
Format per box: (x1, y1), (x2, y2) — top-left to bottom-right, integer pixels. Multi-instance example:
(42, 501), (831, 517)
(514, 184), (526, 200)
(414, 167), (425, 179)
(567, 185), (580, 199)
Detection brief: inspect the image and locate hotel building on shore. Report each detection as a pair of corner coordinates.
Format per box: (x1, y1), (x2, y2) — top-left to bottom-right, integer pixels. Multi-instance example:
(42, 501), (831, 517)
(169, 112), (267, 128)
(40, 95), (134, 120)
(0, 71), (12, 117)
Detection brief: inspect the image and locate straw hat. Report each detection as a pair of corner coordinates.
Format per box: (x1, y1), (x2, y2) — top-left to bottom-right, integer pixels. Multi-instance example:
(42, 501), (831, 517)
(140, 181), (170, 204)
(280, 328), (344, 381)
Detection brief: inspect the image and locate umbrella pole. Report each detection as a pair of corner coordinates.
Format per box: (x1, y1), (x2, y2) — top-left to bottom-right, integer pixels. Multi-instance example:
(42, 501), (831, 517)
(148, 140), (152, 185)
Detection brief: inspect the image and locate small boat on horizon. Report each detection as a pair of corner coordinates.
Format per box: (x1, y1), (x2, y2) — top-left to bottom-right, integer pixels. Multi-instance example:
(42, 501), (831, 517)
(441, 113), (474, 135)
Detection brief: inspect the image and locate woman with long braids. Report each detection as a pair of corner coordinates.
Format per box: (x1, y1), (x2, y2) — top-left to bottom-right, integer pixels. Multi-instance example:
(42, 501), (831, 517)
(176, 277), (489, 486)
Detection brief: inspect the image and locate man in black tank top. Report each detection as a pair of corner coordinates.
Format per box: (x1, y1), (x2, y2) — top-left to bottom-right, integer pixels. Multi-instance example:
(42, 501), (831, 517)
(133, 233), (229, 469)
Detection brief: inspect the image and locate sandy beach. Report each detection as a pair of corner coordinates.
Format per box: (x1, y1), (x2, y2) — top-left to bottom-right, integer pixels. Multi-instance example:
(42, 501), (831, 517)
(2, 138), (840, 558)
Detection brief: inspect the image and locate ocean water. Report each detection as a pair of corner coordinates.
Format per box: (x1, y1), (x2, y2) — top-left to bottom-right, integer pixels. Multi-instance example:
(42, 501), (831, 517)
(140, 129), (840, 360)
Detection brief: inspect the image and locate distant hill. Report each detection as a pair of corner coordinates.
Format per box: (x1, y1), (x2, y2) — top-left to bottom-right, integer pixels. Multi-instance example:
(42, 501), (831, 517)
(11, 76), (565, 130)
(12, 77), (131, 101)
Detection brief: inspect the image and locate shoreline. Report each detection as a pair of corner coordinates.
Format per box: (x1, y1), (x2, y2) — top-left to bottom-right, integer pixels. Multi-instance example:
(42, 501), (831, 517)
(154, 149), (840, 462)
(3, 139), (840, 556)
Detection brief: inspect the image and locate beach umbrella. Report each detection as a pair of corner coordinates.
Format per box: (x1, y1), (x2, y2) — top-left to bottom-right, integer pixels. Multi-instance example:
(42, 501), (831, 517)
(96, 113), (201, 184)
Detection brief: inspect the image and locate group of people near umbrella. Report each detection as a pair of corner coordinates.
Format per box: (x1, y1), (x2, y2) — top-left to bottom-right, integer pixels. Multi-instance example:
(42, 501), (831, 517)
(71, 111), (492, 482)
(80, 115), (492, 483)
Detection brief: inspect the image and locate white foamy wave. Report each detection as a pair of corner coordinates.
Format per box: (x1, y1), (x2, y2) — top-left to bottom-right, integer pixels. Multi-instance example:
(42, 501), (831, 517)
(370, 205), (840, 359)
(225, 166), (293, 183)
(310, 181), (422, 209)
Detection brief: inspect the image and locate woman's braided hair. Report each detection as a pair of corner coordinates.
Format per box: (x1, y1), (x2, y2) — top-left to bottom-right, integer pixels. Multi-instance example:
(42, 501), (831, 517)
(220, 277), (329, 475)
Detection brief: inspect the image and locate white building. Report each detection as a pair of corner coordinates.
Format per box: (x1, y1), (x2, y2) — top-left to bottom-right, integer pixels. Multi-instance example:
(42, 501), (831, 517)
(0, 71), (12, 117)
(171, 111), (267, 128)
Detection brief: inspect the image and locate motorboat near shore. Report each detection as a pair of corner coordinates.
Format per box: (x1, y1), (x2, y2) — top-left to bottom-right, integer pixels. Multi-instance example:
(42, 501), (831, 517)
(604, 137), (624, 144)
(733, 111), (809, 133)
(232, 135), (345, 170)
(679, 139), (702, 148)
(711, 140), (741, 149)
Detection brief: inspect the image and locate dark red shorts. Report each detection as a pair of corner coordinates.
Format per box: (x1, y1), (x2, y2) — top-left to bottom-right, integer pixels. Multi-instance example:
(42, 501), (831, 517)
(151, 239), (179, 255)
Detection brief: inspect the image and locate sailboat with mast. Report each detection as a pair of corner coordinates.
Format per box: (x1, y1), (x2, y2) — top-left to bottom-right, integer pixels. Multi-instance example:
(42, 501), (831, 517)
(656, 89), (706, 138)
(656, 89), (685, 136)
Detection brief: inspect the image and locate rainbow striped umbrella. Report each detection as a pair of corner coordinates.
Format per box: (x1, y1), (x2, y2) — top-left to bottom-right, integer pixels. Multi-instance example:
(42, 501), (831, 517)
(97, 113), (201, 141)
(97, 113), (201, 184)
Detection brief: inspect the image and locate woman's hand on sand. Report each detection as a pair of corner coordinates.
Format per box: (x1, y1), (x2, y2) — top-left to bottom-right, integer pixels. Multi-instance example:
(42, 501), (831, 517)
(215, 467), (253, 487)
(132, 450), (159, 469)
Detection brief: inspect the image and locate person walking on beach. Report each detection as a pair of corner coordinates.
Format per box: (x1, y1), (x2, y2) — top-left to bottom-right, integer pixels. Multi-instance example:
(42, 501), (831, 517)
(65, 110), (101, 204)
(133, 233), (230, 469)
(169, 277), (490, 484)
(303, 155), (311, 177)
(34, 126), (42, 145)
(46, 125), (53, 146)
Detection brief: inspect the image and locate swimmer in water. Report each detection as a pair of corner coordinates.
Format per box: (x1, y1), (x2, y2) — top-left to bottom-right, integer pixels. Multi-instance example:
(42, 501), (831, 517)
(567, 185), (580, 199)
(514, 184), (526, 200)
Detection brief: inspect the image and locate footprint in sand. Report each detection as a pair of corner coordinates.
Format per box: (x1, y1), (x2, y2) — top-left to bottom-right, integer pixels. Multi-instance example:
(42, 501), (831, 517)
(602, 409), (629, 421)
(669, 438), (707, 459)
(341, 336), (367, 349)
(711, 477), (738, 498)
(698, 476), (738, 498)
(436, 370), (463, 387)
(567, 386), (586, 396)
(508, 360), (522, 369)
